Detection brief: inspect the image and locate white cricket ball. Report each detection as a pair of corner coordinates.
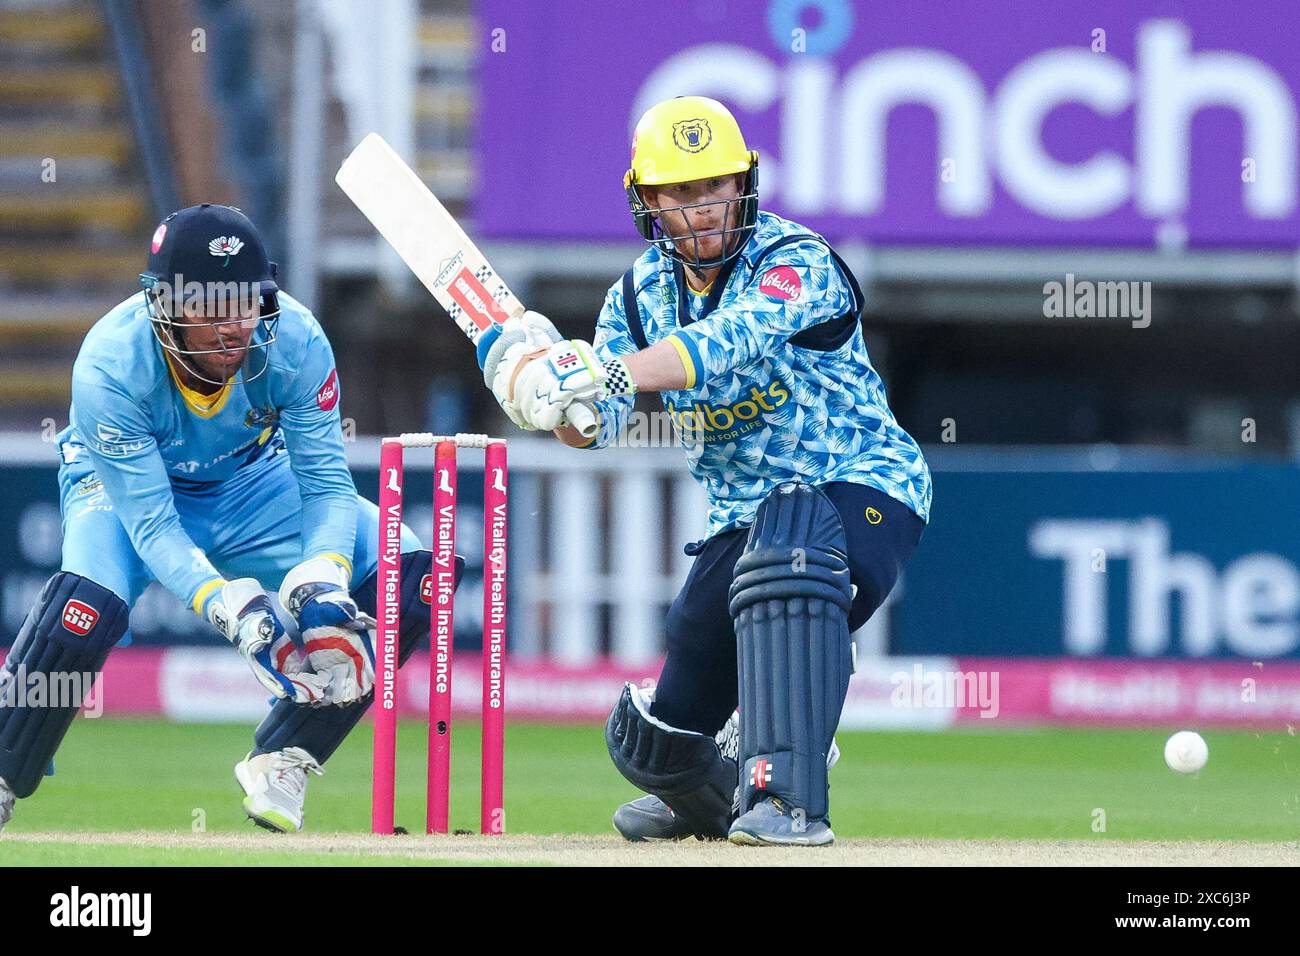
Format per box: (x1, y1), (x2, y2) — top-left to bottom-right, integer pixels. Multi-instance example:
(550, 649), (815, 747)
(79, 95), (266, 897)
(1164, 731), (1208, 774)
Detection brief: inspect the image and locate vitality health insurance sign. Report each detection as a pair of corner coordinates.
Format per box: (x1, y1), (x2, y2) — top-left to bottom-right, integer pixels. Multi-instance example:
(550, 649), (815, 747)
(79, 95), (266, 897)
(476, 0), (1298, 247)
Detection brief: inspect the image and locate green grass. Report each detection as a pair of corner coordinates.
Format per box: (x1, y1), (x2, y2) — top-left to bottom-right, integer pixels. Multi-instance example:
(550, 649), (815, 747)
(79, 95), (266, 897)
(0, 843), (465, 866)
(4, 719), (1299, 859)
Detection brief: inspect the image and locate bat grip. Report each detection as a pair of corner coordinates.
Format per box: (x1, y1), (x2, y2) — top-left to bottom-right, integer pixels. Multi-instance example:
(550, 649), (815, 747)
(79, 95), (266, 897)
(565, 401), (600, 439)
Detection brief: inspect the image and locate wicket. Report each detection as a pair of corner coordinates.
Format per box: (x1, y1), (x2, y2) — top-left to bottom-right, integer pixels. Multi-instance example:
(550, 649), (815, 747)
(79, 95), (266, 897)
(372, 432), (507, 835)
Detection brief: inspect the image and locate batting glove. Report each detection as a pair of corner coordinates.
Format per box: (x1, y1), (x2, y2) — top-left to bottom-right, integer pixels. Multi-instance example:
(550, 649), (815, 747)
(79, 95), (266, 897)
(485, 311), (562, 430)
(512, 339), (614, 432)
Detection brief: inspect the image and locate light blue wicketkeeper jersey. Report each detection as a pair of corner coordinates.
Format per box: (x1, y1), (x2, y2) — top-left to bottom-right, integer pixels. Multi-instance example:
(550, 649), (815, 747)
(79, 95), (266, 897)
(57, 291), (357, 613)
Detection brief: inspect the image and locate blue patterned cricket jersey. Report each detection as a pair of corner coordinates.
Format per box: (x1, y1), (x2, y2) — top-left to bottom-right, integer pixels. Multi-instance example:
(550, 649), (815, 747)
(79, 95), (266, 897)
(587, 211), (932, 539)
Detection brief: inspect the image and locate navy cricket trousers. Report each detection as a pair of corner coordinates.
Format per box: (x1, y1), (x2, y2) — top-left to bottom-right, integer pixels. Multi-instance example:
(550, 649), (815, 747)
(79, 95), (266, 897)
(650, 482), (925, 735)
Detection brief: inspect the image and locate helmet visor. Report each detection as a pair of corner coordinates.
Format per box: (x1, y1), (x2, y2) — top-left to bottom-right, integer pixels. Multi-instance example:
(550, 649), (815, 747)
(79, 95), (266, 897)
(640, 188), (758, 272)
(141, 276), (280, 386)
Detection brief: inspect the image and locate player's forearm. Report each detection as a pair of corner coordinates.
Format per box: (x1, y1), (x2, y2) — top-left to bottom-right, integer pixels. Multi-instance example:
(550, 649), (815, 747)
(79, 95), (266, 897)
(282, 410), (359, 569)
(299, 494), (358, 575)
(83, 446), (223, 613)
(522, 335), (682, 446)
(126, 507), (224, 614)
(138, 520), (224, 616)
(622, 338), (691, 392)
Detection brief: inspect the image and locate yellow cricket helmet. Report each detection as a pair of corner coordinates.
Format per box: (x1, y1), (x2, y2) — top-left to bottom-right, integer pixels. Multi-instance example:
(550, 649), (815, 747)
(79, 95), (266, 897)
(626, 95), (757, 186)
(624, 96), (760, 270)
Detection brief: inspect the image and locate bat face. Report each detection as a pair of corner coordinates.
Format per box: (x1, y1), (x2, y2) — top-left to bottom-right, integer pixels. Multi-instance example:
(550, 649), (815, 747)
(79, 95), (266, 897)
(441, 256), (512, 333)
(336, 133), (600, 439)
(335, 133), (521, 343)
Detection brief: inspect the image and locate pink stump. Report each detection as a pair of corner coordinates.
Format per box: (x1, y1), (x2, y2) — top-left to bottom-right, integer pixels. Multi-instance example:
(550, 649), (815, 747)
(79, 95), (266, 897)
(427, 441), (458, 833)
(372, 438), (404, 834)
(480, 441), (507, 834)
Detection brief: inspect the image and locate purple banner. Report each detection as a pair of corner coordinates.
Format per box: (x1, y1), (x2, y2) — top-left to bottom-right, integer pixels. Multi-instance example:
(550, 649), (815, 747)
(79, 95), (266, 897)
(476, 0), (1299, 247)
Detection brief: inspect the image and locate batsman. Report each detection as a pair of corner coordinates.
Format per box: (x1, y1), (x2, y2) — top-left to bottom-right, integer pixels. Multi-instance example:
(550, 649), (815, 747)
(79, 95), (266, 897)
(483, 96), (932, 846)
(0, 204), (455, 835)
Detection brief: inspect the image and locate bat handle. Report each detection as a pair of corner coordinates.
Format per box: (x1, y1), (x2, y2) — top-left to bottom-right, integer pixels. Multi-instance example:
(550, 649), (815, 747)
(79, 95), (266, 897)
(565, 401), (600, 439)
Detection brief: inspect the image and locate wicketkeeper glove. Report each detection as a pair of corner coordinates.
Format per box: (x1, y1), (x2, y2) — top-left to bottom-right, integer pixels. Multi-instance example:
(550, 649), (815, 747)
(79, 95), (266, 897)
(279, 557), (376, 706)
(207, 578), (332, 705)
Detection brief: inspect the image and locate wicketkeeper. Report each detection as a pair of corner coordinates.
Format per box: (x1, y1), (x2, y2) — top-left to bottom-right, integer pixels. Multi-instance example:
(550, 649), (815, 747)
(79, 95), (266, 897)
(482, 96), (932, 846)
(0, 204), (457, 834)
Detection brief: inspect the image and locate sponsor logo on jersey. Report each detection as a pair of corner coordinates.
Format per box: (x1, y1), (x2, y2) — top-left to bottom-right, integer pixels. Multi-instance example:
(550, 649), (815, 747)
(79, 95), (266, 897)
(316, 369), (340, 411)
(866, 507), (883, 525)
(420, 574), (433, 604)
(151, 223), (168, 253)
(245, 406), (279, 429)
(89, 422), (149, 458)
(667, 380), (790, 440)
(759, 265), (801, 301)
(62, 599), (99, 636)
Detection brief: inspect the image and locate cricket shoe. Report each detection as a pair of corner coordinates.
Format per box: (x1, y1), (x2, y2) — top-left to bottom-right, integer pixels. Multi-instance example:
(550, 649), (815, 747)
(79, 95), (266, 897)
(234, 747), (323, 833)
(0, 776), (14, 834)
(613, 710), (744, 842)
(613, 795), (698, 842)
(727, 797), (835, 847)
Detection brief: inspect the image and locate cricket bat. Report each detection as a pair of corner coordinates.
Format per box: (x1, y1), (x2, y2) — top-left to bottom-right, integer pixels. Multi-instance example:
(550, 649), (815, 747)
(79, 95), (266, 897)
(335, 132), (598, 438)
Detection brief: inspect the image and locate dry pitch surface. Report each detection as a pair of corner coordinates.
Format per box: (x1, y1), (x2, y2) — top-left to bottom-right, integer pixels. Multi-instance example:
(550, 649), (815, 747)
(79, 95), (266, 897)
(6, 831), (1297, 866)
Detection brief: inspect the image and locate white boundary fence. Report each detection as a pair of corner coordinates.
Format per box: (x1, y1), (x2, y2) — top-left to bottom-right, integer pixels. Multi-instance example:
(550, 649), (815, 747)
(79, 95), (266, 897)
(1, 432), (892, 666)
(350, 436), (710, 666)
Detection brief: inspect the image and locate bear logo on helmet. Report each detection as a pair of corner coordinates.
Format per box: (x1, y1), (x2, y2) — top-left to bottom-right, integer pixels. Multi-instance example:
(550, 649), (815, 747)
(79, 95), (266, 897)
(671, 118), (712, 154)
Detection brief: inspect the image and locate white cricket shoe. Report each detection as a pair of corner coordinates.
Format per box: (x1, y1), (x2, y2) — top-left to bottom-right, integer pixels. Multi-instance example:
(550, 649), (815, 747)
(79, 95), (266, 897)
(234, 747), (323, 833)
(0, 776), (14, 834)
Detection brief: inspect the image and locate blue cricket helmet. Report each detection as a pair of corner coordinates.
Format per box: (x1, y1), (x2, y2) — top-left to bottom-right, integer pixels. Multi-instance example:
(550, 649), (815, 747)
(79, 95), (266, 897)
(139, 203), (281, 385)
